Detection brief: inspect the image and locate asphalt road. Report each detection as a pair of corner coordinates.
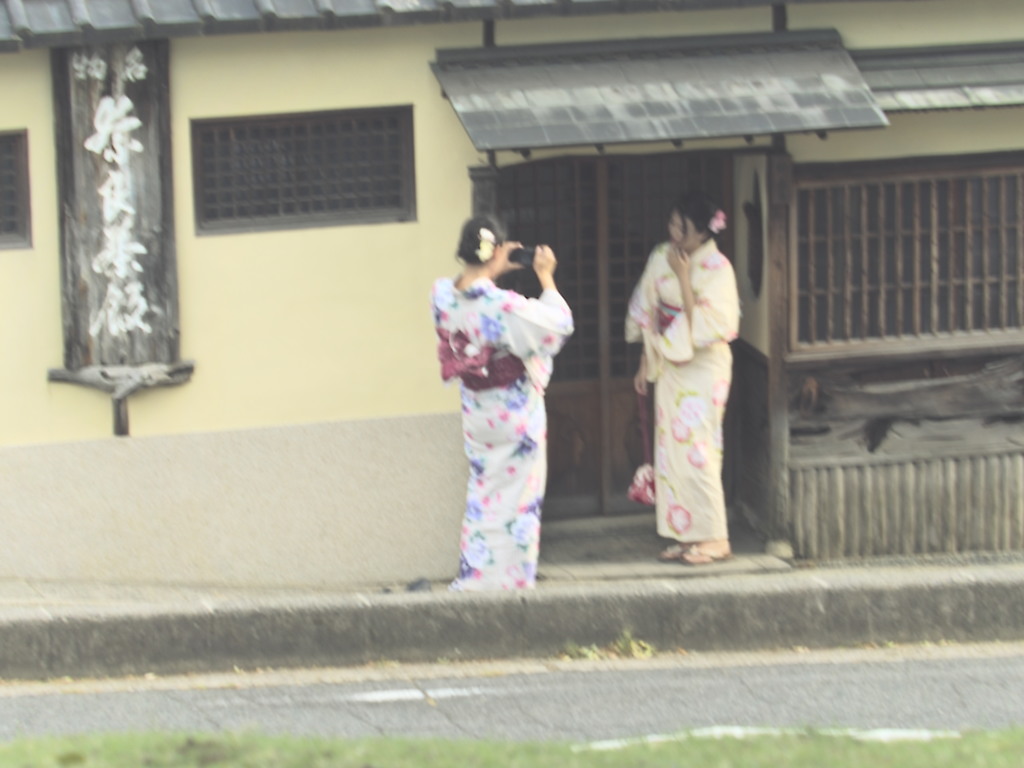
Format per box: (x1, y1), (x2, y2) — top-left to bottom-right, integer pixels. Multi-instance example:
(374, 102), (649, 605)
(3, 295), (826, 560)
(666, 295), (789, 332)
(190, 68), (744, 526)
(3, 642), (1023, 742)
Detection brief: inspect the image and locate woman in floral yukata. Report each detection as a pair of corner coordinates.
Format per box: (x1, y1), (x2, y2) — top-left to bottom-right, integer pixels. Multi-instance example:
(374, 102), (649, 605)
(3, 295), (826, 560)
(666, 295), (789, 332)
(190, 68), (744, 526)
(626, 192), (740, 565)
(432, 217), (574, 591)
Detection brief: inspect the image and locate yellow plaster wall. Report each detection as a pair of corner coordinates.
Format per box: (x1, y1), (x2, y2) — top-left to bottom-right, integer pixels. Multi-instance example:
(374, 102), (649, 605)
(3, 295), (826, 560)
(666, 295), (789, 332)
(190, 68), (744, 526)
(790, 0), (1024, 49)
(788, 108), (1024, 164)
(126, 25), (491, 437)
(0, 51), (112, 446)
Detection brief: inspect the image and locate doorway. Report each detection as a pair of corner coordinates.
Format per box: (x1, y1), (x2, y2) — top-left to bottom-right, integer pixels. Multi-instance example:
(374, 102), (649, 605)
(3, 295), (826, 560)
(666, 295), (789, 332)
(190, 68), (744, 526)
(497, 152), (734, 518)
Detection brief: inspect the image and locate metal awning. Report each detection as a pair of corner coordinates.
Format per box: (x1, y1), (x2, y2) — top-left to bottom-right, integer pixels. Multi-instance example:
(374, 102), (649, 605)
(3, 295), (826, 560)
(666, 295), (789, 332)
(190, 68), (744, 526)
(431, 30), (888, 152)
(854, 43), (1024, 112)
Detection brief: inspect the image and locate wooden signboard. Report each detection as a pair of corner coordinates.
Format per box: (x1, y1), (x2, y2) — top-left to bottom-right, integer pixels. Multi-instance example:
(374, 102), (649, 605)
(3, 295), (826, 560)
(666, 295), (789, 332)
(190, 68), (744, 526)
(50, 41), (192, 434)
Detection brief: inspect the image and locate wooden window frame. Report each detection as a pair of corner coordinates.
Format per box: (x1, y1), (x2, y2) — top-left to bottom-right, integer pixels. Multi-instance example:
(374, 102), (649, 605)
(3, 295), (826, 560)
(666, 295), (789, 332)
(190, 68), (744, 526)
(791, 152), (1024, 363)
(191, 106), (416, 234)
(0, 130), (31, 249)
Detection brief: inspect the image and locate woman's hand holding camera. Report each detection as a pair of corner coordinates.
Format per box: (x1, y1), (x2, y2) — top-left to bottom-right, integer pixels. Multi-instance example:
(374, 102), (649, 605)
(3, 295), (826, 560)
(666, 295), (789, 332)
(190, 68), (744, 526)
(495, 242), (558, 292)
(533, 245), (557, 291)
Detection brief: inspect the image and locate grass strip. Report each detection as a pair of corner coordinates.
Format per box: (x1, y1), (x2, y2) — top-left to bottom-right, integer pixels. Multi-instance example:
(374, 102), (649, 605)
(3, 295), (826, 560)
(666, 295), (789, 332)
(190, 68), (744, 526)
(1, 729), (1022, 768)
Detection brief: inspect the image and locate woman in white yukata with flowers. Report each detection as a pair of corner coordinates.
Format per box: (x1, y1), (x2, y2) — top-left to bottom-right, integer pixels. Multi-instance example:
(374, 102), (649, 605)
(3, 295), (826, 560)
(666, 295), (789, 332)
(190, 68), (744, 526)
(432, 217), (574, 591)
(626, 192), (740, 565)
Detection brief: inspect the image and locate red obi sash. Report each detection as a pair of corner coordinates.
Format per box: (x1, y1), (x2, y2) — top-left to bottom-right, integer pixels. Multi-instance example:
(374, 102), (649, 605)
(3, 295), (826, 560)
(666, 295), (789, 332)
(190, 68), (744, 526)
(460, 354), (526, 391)
(657, 301), (682, 333)
(437, 328), (526, 391)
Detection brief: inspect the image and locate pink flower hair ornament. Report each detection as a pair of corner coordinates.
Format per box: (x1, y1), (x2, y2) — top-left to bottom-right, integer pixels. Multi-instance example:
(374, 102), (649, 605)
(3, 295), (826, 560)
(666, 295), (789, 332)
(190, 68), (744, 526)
(708, 209), (727, 234)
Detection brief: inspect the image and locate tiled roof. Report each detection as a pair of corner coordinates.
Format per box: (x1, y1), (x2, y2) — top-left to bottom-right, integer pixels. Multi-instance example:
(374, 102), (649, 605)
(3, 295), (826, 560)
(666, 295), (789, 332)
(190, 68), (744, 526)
(0, 0), (936, 51)
(854, 42), (1024, 112)
(432, 31), (888, 151)
(3, 1), (1018, 146)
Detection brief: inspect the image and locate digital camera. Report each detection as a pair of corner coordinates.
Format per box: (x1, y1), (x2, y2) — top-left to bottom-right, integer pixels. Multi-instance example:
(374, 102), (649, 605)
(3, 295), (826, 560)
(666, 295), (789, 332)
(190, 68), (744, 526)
(509, 246), (535, 267)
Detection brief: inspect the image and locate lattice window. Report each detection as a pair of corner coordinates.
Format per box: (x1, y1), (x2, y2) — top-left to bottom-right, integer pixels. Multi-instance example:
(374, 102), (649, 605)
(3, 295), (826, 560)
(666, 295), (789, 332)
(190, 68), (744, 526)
(0, 131), (30, 247)
(796, 163), (1024, 347)
(498, 158), (599, 381)
(192, 107), (415, 232)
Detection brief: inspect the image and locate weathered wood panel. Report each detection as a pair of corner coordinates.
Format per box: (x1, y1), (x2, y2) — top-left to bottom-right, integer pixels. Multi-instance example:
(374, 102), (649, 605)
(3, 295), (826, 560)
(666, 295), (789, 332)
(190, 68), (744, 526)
(790, 452), (1024, 559)
(791, 415), (1024, 462)
(52, 41), (178, 369)
(790, 356), (1024, 426)
(785, 347), (1024, 555)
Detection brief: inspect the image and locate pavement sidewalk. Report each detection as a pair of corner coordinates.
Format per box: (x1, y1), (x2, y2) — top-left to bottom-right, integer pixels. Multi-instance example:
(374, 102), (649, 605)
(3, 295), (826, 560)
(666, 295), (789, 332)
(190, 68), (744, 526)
(2, 514), (1024, 681)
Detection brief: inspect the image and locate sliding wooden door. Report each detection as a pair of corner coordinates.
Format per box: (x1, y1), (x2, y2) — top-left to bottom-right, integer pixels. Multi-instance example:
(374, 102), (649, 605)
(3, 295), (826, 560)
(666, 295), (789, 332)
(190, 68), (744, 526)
(498, 152), (732, 517)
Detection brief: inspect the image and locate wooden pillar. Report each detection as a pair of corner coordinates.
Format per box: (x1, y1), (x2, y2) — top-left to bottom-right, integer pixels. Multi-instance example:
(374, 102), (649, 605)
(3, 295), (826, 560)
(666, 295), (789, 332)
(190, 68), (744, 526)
(766, 152), (794, 543)
(596, 160), (612, 515)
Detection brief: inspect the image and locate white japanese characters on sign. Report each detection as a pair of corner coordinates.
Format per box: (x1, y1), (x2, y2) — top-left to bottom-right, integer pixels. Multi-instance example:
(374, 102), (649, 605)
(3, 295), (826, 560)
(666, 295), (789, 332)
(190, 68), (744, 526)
(80, 47), (153, 338)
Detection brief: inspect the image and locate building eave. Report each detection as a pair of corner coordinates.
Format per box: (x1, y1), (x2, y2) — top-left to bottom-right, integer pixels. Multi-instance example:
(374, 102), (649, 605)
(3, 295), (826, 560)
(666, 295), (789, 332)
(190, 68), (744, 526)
(0, 0), (942, 51)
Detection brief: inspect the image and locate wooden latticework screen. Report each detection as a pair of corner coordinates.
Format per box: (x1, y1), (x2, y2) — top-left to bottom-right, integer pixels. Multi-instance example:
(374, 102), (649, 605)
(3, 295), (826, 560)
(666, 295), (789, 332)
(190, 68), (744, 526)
(796, 162), (1024, 348)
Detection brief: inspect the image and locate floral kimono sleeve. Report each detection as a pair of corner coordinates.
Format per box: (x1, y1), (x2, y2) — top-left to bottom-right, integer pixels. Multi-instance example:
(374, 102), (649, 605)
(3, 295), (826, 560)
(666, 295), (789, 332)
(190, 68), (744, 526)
(627, 245), (695, 367)
(655, 307), (696, 363)
(504, 289), (574, 360)
(690, 254), (740, 349)
(625, 247), (658, 344)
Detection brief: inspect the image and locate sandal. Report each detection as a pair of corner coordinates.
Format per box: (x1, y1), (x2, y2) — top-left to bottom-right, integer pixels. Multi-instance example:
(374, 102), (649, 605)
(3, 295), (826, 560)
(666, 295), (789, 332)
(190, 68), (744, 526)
(678, 544), (733, 566)
(658, 543), (688, 562)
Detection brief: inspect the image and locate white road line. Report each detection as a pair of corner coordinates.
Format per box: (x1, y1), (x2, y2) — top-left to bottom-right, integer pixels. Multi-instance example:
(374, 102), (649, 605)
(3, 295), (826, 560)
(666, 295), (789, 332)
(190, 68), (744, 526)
(577, 727), (963, 751)
(345, 689), (426, 703)
(195, 685), (498, 708)
(819, 728), (962, 743)
(346, 686), (492, 703)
